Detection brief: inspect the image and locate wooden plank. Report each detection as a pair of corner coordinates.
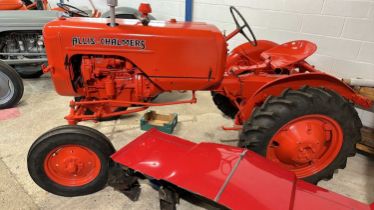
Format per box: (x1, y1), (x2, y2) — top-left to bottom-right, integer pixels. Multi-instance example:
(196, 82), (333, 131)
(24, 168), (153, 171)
(358, 127), (374, 155)
(361, 127), (374, 148)
(356, 87), (374, 101)
(356, 143), (374, 155)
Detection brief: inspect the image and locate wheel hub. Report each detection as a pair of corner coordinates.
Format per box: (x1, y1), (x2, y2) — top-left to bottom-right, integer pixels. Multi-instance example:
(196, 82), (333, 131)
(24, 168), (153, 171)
(44, 145), (101, 187)
(267, 115), (343, 178)
(64, 157), (83, 175)
(0, 71), (14, 104)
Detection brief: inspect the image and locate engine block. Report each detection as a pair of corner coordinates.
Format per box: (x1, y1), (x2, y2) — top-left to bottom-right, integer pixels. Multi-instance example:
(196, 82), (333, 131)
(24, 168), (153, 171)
(76, 56), (161, 103)
(0, 31), (45, 59)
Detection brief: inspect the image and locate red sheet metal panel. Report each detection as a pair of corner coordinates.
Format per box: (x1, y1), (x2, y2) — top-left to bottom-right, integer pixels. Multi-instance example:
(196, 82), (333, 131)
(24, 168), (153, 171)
(218, 153), (296, 210)
(293, 181), (372, 210)
(112, 129), (243, 200)
(112, 129), (372, 210)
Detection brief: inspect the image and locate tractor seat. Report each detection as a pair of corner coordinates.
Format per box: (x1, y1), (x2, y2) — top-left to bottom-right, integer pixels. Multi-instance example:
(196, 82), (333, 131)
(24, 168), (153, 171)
(261, 40), (317, 69)
(0, 0), (26, 10)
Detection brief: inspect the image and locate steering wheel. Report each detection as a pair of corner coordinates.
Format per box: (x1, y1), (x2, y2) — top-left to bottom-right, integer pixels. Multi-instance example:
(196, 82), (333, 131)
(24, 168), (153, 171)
(229, 6), (257, 46)
(57, 3), (89, 17)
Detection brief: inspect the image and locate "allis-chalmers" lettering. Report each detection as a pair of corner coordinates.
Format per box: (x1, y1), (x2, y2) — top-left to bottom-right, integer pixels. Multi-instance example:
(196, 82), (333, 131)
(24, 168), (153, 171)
(72, 37), (146, 49)
(100, 38), (146, 49)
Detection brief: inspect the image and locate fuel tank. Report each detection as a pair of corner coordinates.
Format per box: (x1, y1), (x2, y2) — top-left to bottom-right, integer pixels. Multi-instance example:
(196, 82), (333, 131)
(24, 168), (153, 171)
(43, 18), (227, 96)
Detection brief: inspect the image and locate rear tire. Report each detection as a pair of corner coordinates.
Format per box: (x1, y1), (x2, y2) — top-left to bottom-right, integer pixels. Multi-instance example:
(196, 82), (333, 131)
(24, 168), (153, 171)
(239, 87), (362, 184)
(211, 92), (238, 119)
(0, 61), (24, 109)
(27, 125), (115, 196)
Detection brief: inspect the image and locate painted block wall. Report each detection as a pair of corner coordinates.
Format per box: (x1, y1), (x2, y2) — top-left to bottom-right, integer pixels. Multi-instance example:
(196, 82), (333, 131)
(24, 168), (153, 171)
(49, 0), (374, 126)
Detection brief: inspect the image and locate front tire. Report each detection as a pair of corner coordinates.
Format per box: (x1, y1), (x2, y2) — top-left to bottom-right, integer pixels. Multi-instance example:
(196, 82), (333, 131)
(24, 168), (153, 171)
(0, 61), (24, 109)
(239, 87), (362, 184)
(28, 125), (115, 196)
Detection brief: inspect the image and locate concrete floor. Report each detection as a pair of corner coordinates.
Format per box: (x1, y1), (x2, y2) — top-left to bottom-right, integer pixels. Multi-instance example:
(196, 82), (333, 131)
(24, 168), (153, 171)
(0, 74), (373, 210)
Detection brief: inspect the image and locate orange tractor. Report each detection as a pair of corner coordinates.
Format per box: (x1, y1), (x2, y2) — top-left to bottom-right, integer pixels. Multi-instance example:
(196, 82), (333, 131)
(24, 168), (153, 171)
(29, 1), (372, 192)
(0, 0), (96, 14)
(0, 0), (48, 10)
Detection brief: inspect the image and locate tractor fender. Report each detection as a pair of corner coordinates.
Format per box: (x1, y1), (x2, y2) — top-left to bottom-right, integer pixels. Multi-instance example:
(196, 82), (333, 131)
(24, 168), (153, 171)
(237, 72), (372, 124)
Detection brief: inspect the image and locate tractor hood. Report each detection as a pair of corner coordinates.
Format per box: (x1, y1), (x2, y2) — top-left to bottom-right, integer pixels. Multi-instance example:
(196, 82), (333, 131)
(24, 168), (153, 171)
(43, 17), (227, 95)
(0, 10), (61, 33)
(112, 129), (373, 210)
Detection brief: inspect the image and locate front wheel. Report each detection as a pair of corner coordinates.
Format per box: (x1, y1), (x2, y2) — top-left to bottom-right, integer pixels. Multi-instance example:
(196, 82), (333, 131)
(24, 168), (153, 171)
(0, 61), (24, 109)
(239, 87), (362, 184)
(27, 125), (115, 196)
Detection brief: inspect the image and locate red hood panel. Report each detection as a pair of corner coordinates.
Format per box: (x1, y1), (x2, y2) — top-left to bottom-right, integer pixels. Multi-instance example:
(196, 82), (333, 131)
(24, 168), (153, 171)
(112, 129), (244, 200)
(293, 181), (371, 210)
(112, 129), (372, 210)
(218, 153), (296, 210)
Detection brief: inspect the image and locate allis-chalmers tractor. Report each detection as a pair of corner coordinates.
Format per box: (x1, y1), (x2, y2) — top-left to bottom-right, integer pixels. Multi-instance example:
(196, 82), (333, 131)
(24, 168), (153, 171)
(0, 0), (152, 79)
(28, 1), (373, 201)
(0, 0), (152, 109)
(0, 0), (48, 10)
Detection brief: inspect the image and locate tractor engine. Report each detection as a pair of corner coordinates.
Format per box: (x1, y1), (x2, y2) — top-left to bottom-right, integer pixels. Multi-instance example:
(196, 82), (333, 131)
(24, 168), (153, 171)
(72, 55), (161, 103)
(0, 31), (45, 58)
(0, 31), (46, 77)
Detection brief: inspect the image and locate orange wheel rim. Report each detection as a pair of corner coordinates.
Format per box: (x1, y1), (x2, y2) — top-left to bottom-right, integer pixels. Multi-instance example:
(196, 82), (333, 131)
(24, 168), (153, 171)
(266, 114), (343, 178)
(44, 145), (101, 187)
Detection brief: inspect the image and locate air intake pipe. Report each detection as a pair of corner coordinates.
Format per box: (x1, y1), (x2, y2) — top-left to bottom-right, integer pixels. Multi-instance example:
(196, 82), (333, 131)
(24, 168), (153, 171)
(107, 0), (118, 27)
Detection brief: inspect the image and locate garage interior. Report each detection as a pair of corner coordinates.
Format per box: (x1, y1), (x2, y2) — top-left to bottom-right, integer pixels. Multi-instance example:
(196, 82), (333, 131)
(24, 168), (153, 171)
(0, 0), (373, 210)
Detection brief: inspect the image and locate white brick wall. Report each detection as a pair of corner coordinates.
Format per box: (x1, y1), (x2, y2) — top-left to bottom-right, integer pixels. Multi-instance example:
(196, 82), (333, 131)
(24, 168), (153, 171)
(284, 0), (325, 14)
(49, 0), (374, 126)
(342, 19), (374, 42)
(301, 15), (345, 36)
(322, 0), (372, 18)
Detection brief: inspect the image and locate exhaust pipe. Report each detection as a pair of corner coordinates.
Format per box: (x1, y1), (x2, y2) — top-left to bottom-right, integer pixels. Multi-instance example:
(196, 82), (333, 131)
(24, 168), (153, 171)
(107, 0), (118, 27)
